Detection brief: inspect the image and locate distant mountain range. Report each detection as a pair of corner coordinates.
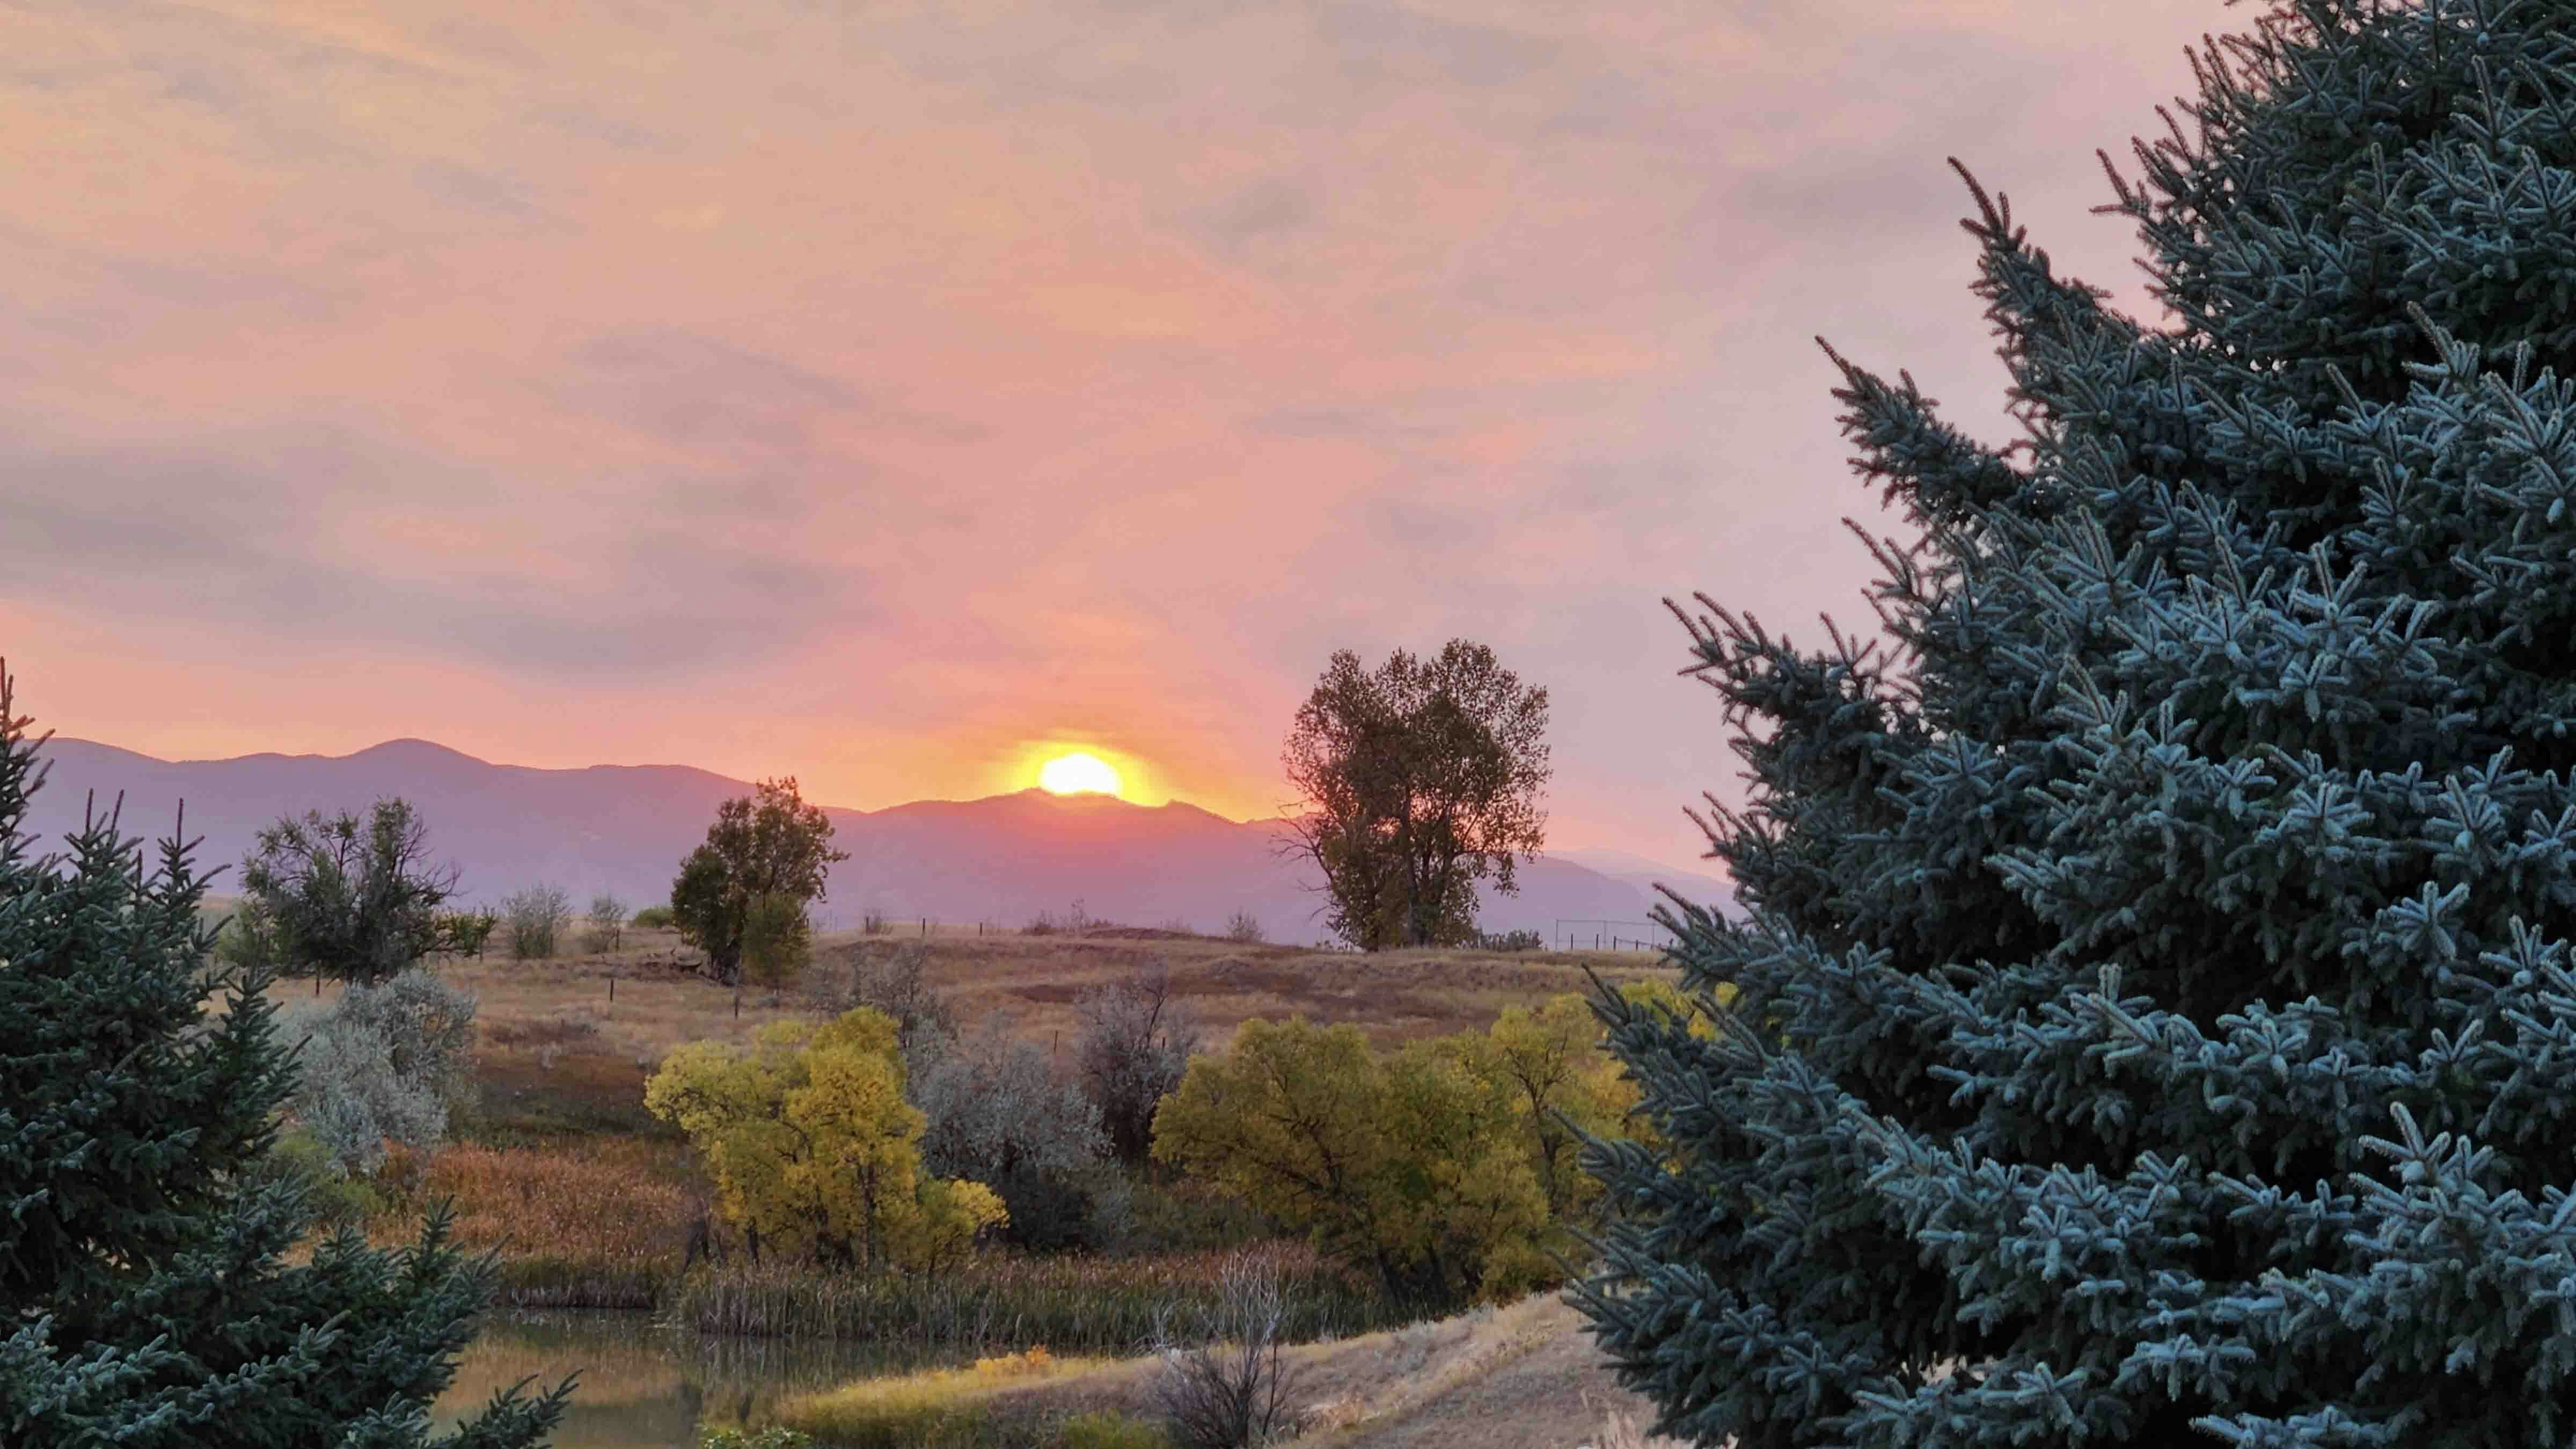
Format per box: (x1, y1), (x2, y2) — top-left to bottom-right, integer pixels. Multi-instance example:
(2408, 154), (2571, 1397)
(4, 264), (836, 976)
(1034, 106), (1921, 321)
(17, 736), (1737, 948)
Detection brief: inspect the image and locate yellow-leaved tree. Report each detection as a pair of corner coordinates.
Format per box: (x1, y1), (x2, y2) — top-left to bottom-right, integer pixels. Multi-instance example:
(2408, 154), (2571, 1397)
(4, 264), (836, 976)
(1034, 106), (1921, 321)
(645, 1007), (1006, 1270)
(1150, 1016), (1547, 1307)
(1153, 986), (1731, 1305)
(1443, 993), (1636, 1225)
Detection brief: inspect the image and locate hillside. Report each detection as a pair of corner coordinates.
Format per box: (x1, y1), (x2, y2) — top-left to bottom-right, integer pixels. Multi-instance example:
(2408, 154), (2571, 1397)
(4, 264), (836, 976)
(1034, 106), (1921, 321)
(23, 737), (1736, 946)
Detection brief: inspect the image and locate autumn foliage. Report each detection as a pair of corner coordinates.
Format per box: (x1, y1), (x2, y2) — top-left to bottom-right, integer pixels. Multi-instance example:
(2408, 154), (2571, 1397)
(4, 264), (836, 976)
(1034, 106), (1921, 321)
(644, 1007), (1007, 1271)
(1151, 983), (1712, 1306)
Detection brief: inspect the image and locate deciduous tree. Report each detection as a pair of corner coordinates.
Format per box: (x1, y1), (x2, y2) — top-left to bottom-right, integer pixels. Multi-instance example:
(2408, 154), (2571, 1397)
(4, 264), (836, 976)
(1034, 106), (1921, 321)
(671, 777), (850, 984)
(645, 1008), (1005, 1271)
(1443, 993), (1636, 1224)
(1280, 641), (1549, 950)
(232, 797), (459, 984)
(1074, 961), (1199, 1165)
(1152, 1017), (1546, 1306)
(740, 890), (813, 997)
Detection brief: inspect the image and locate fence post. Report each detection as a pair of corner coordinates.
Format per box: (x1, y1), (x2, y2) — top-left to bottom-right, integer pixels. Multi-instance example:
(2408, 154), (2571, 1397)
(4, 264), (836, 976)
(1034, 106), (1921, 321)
(921, 918), (928, 938)
(609, 974), (615, 1003)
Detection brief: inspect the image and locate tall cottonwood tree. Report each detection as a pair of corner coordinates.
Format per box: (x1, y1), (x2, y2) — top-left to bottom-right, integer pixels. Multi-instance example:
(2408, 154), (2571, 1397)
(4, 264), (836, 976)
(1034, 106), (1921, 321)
(671, 777), (847, 984)
(1576, 1), (2576, 1444)
(1280, 640), (1549, 950)
(0, 667), (567, 1447)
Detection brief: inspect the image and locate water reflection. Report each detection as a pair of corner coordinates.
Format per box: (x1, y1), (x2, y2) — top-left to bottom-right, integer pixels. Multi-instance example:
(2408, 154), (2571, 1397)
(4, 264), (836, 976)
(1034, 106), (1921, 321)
(437, 1311), (971, 1449)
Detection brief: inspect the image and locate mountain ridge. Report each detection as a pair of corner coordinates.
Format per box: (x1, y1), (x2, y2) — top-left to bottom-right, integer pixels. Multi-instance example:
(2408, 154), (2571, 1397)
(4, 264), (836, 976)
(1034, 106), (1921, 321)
(19, 736), (1734, 946)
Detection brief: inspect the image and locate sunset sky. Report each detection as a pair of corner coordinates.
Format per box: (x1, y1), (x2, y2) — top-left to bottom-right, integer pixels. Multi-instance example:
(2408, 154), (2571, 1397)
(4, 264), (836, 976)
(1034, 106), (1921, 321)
(4, 1), (2235, 866)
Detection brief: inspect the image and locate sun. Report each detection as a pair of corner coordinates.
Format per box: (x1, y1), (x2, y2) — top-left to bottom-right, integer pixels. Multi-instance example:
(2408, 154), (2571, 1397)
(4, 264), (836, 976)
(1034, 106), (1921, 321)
(1038, 751), (1124, 797)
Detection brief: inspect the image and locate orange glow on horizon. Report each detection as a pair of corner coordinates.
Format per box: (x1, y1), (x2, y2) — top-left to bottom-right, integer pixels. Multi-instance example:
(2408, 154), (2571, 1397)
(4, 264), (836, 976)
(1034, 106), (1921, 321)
(992, 740), (1155, 802)
(1037, 751), (1123, 797)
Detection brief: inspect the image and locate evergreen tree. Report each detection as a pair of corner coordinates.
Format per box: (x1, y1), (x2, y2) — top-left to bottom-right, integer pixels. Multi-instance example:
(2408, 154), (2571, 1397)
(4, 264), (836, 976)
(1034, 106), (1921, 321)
(1575, 2), (2576, 1444)
(0, 667), (569, 1447)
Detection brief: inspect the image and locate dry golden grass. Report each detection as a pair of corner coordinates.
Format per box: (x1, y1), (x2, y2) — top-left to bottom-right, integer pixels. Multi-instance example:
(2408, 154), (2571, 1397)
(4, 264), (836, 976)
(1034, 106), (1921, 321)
(773, 1288), (1684, 1449)
(818, 930), (1680, 1052)
(254, 925), (1677, 1069)
(671, 1239), (1395, 1350)
(368, 1137), (701, 1306)
(260, 925), (819, 1072)
(778, 1344), (1158, 1447)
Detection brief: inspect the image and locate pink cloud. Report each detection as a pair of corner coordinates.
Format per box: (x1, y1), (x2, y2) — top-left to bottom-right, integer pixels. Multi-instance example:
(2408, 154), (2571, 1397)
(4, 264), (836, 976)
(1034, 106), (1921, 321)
(4, 0), (2228, 868)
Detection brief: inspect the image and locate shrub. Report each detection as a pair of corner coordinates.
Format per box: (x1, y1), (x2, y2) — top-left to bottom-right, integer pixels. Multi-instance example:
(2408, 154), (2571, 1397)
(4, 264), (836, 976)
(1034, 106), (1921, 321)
(1443, 993), (1647, 1229)
(436, 908), (499, 958)
(1473, 928), (1543, 952)
(808, 940), (957, 1061)
(631, 904), (676, 930)
(252, 1126), (387, 1228)
(503, 884), (571, 960)
(1060, 1413), (1172, 1449)
(1028, 899), (1096, 937)
(862, 907), (889, 935)
(1150, 1250), (1302, 1449)
(913, 1013), (1108, 1250)
(583, 893), (627, 953)
(1074, 962), (1199, 1166)
(1222, 911), (1263, 945)
(283, 965), (478, 1179)
(915, 1013), (1106, 1182)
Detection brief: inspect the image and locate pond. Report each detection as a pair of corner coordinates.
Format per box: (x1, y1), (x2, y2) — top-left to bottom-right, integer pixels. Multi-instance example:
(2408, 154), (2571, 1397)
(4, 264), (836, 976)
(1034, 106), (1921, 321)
(436, 1311), (971, 1448)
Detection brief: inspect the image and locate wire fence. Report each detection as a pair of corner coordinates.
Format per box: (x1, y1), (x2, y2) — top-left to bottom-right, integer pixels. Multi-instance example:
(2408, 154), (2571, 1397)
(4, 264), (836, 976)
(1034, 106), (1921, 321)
(1553, 919), (1675, 954)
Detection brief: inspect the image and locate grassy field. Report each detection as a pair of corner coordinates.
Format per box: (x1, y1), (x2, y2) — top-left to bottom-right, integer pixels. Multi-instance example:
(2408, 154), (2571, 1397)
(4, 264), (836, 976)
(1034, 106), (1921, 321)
(267, 923), (1679, 1141)
(772, 1288), (1688, 1449)
(268, 923), (1678, 1331)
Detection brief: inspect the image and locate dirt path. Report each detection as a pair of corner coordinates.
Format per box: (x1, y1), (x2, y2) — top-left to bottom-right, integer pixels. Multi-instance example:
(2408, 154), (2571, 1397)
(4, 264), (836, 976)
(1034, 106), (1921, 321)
(1275, 1296), (1684, 1449)
(1340, 1315), (1659, 1449)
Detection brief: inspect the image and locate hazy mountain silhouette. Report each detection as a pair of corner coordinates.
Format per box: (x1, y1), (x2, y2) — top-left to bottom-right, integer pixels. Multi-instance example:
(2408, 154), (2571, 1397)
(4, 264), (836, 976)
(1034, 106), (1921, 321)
(1546, 846), (1739, 922)
(20, 736), (1731, 948)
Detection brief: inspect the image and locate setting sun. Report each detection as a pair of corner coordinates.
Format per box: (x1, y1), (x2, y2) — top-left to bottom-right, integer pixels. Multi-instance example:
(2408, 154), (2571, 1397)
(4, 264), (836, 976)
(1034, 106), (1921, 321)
(1038, 751), (1123, 797)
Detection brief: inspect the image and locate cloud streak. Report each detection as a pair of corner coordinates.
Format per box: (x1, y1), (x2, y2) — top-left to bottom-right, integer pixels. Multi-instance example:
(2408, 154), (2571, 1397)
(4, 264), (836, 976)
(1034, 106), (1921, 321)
(3, 0), (2230, 857)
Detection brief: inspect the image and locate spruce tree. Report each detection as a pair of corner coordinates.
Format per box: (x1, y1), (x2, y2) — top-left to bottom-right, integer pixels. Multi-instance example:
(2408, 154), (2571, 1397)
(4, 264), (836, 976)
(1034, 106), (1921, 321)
(1574, 1), (2576, 1443)
(0, 666), (569, 1447)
